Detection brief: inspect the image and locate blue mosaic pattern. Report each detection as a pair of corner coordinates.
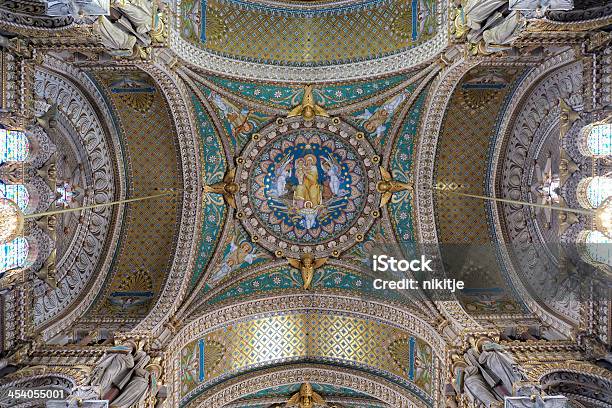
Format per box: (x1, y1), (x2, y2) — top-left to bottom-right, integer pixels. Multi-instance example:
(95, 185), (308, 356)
(190, 94), (227, 289)
(388, 88), (428, 244)
(206, 74), (410, 109)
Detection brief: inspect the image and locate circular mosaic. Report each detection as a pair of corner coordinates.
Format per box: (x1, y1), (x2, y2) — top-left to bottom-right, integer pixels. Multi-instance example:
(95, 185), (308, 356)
(236, 117), (380, 257)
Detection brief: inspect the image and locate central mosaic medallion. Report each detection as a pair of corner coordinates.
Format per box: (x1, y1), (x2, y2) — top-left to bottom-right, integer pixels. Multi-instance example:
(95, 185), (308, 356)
(236, 117), (380, 258)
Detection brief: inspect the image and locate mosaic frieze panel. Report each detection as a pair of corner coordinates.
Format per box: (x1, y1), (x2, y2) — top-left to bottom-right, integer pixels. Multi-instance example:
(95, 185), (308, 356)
(388, 88), (428, 243)
(234, 383), (387, 407)
(206, 262), (411, 305)
(204, 74), (411, 109)
(179, 0), (438, 66)
(178, 312), (435, 403)
(349, 84), (416, 147)
(191, 95), (227, 288)
(206, 221), (271, 287)
(201, 84), (274, 155)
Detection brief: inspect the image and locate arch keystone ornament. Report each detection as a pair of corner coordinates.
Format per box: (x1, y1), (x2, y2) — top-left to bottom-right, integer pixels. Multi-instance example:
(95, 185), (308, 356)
(235, 115), (381, 258)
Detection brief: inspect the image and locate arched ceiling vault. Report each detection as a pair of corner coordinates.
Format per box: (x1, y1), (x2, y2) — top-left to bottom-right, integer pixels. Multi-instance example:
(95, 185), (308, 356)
(0, 2), (610, 408)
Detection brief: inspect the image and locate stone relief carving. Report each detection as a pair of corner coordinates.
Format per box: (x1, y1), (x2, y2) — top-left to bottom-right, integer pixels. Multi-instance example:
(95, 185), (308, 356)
(487, 49), (583, 336)
(179, 364), (423, 408)
(0, 0), (74, 29)
(31, 62), (125, 337)
(496, 61), (583, 330)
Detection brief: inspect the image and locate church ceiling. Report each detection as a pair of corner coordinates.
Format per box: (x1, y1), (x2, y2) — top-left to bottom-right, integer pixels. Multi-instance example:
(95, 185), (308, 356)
(179, 67), (436, 317)
(80, 69), (183, 324)
(177, 311), (437, 406)
(179, 0), (438, 66)
(432, 65), (529, 318)
(170, 0), (448, 81)
(1, 3), (612, 407)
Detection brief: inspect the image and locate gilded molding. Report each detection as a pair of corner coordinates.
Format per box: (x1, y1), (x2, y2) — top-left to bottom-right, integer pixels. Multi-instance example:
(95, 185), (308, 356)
(181, 364), (426, 408)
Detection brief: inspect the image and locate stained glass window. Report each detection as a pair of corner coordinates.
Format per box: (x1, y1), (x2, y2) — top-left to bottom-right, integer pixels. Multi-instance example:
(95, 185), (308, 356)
(0, 237), (28, 275)
(0, 182), (29, 211)
(0, 128), (29, 163)
(585, 123), (612, 157)
(584, 230), (612, 267)
(584, 177), (612, 208)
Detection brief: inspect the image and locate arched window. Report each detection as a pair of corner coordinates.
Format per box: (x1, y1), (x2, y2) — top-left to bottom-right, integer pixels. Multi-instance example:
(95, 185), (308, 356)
(0, 182), (29, 211)
(585, 123), (612, 157)
(0, 128), (29, 163)
(580, 230), (612, 267)
(0, 237), (28, 275)
(577, 176), (612, 209)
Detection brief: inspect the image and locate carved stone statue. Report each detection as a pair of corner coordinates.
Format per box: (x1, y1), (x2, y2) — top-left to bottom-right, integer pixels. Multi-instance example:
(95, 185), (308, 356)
(478, 342), (525, 394)
(482, 11), (526, 48)
(90, 344), (135, 396)
(203, 168), (239, 208)
(287, 85), (329, 120)
(463, 366), (499, 407)
(377, 166), (413, 207)
(113, 0), (153, 34)
(93, 16), (137, 56)
(462, 0), (507, 30)
(111, 368), (150, 408)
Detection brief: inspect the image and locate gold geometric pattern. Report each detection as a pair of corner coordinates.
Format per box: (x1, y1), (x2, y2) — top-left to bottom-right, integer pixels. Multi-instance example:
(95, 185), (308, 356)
(197, 313), (433, 392)
(435, 67), (522, 243)
(88, 71), (181, 319)
(202, 0), (436, 64)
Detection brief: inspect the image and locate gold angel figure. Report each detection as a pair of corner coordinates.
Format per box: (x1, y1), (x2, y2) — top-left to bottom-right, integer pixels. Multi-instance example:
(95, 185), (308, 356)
(559, 99), (579, 137)
(203, 168), (239, 208)
(286, 382), (326, 408)
(287, 254), (327, 290)
(288, 85), (329, 120)
(376, 166), (413, 207)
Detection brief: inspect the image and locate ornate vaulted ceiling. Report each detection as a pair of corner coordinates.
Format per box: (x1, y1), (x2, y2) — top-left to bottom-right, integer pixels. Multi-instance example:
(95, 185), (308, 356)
(0, 1), (611, 408)
(171, 0), (448, 80)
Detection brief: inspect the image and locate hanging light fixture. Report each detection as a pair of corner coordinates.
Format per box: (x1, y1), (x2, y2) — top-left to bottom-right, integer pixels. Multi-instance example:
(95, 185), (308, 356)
(0, 191), (173, 244)
(0, 197), (24, 243)
(594, 196), (612, 238)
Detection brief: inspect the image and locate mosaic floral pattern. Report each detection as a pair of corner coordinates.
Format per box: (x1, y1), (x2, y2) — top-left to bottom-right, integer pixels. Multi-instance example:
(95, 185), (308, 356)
(191, 95), (227, 288)
(388, 88), (428, 244)
(250, 130), (365, 244)
(205, 74), (410, 109)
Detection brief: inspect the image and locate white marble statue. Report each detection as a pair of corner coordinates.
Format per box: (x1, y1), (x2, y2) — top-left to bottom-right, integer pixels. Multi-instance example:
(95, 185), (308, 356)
(478, 342), (525, 394)
(463, 0), (507, 30)
(89, 344), (135, 396)
(464, 366), (499, 407)
(482, 11), (526, 46)
(111, 368), (150, 408)
(113, 0), (153, 34)
(93, 16), (137, 55)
